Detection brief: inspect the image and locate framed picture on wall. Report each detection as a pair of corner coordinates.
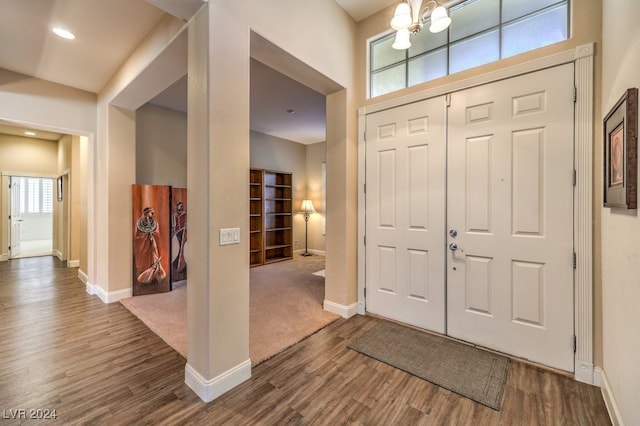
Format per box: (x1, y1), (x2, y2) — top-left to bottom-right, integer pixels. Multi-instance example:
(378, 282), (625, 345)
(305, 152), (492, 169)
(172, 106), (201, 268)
(603, 87), (638, 209)
(57, 176), (63, 201)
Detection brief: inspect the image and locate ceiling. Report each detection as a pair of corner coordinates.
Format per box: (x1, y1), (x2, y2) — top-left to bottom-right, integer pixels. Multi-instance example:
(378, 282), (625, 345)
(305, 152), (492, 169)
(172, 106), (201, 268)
(0, 0), (396, 144)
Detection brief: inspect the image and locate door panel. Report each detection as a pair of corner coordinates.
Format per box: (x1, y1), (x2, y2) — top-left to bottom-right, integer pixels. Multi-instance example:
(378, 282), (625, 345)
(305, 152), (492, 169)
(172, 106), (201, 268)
(446, 63), (575, 371)
(365, 98), (447, 333)
(10, 179), (21, 258)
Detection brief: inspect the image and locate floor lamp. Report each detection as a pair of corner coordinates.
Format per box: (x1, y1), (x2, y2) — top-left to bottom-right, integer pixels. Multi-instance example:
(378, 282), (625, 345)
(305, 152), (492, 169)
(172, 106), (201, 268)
(300, 199), (316, 257)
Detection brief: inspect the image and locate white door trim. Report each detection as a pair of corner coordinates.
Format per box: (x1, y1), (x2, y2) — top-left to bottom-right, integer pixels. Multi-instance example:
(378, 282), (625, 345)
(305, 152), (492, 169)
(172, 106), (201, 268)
(357, 43), (595, 385)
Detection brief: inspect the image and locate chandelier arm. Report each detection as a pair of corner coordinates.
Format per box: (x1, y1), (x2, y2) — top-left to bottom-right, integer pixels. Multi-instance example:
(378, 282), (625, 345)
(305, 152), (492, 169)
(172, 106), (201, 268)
(419, 0), (439, 23)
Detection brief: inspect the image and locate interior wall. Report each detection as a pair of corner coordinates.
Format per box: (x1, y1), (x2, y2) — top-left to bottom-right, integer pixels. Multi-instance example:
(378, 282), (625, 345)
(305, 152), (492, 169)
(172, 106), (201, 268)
(57, 135), (71, 259)
(0, 134), (58, 259)
(136, 103), (187, 187)
(306, 142), (326, 252)
(94, 13), (185, 298)
(250, 130), (307, 251)
(601, 1), (640, 424)
(183, 0), (357, 398)
(69, 135), (82, 264)
(356, 0), (604, 367)
(79, 136), (89, 273)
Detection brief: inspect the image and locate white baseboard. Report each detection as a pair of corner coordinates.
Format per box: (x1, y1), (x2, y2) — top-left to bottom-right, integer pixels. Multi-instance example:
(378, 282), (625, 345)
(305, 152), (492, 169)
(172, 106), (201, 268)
(575, 360), (595, 385)
(54, 250), (64, 261)
(323, 300), (358, 318)
(0, 254), (7, 261)
(67, 259), (80, 268)
(293, 249), (326, 256)
(593, 366), (603, 387)
(185, 359), (251, 402)
(78, 269), (88, 285)
(92, 285), (132, 304)
(600, 368), (624, 426)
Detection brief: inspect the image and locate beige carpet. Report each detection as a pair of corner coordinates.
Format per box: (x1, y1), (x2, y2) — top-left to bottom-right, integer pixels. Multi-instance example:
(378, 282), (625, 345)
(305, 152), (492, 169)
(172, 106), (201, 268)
(120, 255), (339, 365)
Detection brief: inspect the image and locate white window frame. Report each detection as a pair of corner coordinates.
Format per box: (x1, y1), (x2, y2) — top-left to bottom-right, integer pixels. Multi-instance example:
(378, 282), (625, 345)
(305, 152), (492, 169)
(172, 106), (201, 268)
(367, 0), (570, 99)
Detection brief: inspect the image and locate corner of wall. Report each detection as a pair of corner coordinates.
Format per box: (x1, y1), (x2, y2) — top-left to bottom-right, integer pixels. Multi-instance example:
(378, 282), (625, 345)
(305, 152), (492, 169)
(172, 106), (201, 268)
(600, 368), (624, 426)
(323, 300), (358, 318)
(184, 360), (251, 403)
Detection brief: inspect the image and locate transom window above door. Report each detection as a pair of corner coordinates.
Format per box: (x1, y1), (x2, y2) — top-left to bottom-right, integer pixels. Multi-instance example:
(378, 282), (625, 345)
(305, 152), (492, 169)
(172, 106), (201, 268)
(369, 0), (569, 98)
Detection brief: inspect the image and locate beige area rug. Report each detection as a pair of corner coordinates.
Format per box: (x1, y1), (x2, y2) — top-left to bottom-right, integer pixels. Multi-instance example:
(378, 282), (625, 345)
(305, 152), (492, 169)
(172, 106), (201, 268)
(250, 256), (339, 364)
(120, 256), (339, 365)
(120, 282), (187, 358)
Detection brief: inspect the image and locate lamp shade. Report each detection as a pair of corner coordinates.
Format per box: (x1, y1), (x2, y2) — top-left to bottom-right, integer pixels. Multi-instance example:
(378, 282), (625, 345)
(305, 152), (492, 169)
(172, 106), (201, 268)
(429, 5), (451, 33)
(391, 2), (412, 30)
(392, 28), (412, 50)
(300, 199), (316, 213)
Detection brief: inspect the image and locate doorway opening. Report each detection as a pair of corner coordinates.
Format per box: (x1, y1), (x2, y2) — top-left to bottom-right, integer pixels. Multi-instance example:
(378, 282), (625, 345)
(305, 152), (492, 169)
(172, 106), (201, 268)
(9, 176), (54, 259)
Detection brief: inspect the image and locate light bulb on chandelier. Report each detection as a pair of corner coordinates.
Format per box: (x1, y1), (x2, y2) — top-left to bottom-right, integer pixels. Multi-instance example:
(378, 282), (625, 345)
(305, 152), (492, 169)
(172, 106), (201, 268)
(390, 0), (452, 50)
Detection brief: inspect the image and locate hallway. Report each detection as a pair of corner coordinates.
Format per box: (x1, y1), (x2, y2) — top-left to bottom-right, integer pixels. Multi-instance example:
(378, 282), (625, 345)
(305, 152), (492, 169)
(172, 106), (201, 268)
(0, 257), (610, 424)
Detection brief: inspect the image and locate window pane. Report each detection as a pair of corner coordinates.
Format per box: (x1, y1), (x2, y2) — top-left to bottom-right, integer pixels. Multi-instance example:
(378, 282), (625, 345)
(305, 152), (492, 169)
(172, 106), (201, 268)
(450, 29), (499, 74)
(371, 33), (405, 71)
(409, 26), (447, 57)
(409, 48), (448, 87)
(371, 63), (406, 97)
(503, 0), (564, 22)
(28, 179), (39, 213)
(450, 0), (500, 42)
(18, 178), (26, 214)
(502, 4), (568, 58)
(42, 179), (53, 213)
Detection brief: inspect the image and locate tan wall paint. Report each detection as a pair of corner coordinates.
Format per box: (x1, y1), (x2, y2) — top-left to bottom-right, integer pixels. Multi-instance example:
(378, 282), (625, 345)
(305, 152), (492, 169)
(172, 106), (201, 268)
(184, 0), (358, 385)
(79, 136), (89, 273)
(0, 69), (96, 133)
(0, 134), (58, 259)
(136, 103), (187, 187)
(601, 1), (640, 423)
(56, 135), (72, 259)
(94, 14), (185, 296)
(356, 0), (604, 366)
(306, 142), (326, 252)
(107, 106), (136, 293)
(70, 135), (82, 264)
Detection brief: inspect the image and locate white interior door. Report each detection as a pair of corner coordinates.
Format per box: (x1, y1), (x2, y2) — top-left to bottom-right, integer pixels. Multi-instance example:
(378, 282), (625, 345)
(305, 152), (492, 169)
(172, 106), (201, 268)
(10, 178), (22, 258)
(365, 97), (447, 333)
(446, 64), (575, 371)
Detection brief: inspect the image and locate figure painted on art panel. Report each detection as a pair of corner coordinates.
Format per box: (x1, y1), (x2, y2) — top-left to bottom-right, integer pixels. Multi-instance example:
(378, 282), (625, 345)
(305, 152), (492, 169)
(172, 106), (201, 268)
(134, 206), (167, 284)
(172, 200), (187, 278)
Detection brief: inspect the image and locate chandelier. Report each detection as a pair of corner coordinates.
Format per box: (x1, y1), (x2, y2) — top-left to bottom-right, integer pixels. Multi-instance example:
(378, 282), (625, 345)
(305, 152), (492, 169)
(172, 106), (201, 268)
(391, 0), (452, 50)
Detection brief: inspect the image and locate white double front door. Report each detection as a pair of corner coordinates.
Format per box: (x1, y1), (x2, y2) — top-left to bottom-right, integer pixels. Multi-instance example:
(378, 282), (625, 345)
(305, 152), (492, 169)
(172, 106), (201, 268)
(365, 63), (575, 372)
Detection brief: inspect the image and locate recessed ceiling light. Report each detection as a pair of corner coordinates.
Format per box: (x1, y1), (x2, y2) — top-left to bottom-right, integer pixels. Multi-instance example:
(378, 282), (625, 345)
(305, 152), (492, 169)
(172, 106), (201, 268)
(52, 27), (76, 40)
(24, 131), (36, 136)
(286, 109), (296, 114)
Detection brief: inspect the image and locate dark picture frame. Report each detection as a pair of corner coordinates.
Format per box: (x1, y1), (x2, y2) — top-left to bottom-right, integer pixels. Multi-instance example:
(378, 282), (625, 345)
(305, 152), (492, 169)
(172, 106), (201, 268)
(57, 176), (63, 201)
(603, 87), (638, 209)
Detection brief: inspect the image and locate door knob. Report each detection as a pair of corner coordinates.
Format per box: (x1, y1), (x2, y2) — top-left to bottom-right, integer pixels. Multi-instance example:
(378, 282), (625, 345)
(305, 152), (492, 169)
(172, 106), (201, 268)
(449, 229), (457, 237)
(449, 243), (458, 251)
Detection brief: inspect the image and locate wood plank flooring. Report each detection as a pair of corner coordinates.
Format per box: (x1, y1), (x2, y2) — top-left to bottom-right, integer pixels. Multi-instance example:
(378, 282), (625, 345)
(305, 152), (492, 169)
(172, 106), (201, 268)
(0, 257), (611, 425)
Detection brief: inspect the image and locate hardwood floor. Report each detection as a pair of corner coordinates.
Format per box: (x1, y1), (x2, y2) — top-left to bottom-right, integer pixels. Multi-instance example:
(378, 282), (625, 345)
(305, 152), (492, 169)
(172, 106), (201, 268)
(0, 257), (611, 425)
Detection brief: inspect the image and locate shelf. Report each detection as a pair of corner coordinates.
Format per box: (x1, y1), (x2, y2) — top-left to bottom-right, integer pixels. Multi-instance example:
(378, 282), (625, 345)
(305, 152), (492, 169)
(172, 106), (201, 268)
(265, 244), (291, 250)
(250, 168), (292, 267)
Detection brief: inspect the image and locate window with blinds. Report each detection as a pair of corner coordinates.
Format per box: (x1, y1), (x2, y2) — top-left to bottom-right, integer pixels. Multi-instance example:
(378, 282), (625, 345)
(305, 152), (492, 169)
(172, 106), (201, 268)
(17, 177), (54, 215)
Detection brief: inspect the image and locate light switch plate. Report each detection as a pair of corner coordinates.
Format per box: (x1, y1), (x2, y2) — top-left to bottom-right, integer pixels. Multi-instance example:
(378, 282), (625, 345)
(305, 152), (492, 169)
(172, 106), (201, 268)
(219, 227), (240, 246)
